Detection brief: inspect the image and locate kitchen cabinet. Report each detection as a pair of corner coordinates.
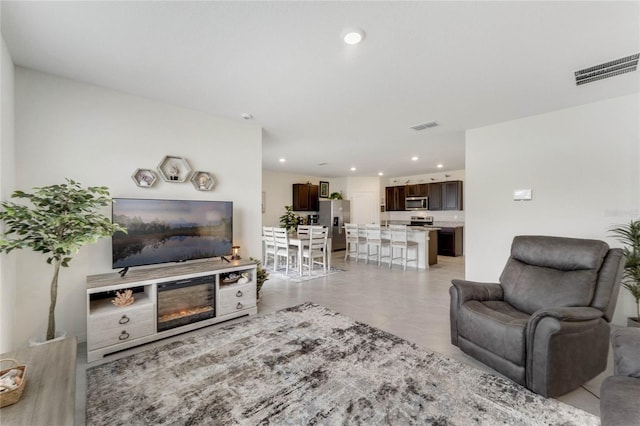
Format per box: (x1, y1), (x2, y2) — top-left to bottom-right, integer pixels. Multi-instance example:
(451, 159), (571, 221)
(428, 183), (443, 210)
(406, 184), (428, 197)
(428, 181), (463, 211)
(443, 181), (463, 210)
(385, 186), (406, 211)
(438, 227), (463, 256)
(292, 183), (319, 211)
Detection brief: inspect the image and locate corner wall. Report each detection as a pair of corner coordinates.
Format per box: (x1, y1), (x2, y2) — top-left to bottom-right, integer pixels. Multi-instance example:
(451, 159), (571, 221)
(465, 94), (639, 325)
(13, 68), (262, 347)
(0, 36), (16, 352)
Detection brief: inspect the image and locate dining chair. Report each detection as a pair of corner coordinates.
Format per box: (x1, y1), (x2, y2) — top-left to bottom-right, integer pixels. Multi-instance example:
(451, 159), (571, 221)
(302, 226), (328, 275)
(273, 227), (296, 274)
(297, 225), (310, 236)
(365, 224), (391, 266)
(344, 223), (366, 262)
(389, 224), (418, 270)
(262, 226), (276, 268)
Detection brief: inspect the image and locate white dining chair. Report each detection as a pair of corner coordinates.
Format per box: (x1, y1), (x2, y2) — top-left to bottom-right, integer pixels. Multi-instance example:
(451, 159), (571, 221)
(302, 226), (328, 275)
(344, 223), (366, 262)
(389, 224), (418, 270)
(273, 227), (296, 274)
(365, 224), (391, 266)
(297, 225), (310, 236)
(262, 226), (276, 268)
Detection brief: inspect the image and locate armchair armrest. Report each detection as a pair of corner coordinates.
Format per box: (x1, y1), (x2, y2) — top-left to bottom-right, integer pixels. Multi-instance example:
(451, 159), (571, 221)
(529, 306), (604, 324)
(611, 328), (640, 378)
(527, 306), (604, 345)
(449, 280), (503, 347)
(526, 306), (609, 396)
(450, 279), (503, 304)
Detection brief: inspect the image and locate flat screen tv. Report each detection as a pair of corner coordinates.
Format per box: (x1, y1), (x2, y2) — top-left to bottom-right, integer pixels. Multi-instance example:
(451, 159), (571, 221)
(111, 198), (233, 269)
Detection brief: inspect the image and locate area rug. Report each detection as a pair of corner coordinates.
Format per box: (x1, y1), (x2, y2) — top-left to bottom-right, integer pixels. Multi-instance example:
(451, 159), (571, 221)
(86, 303), (598, 425)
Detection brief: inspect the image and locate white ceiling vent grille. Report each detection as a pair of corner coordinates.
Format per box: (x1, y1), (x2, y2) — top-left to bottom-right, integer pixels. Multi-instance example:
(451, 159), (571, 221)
(410, 121), (439, 131)
(575, 53), (639, 86)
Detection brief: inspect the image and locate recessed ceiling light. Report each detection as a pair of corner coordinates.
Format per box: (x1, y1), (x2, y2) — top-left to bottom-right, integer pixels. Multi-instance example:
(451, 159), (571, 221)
(411, 156), (419, 161)
(437, 164), (443, 168)
(350, 167), (357, 171)
(378, 172), (384, 176)
(279, 158), (286, 163)
(343, 28), (365, 45)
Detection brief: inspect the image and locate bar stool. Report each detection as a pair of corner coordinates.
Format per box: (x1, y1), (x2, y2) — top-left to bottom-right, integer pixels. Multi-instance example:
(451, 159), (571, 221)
(344, 223), (366, 262)
(365, 224), (391, 266)
(389, 224), (418, 270)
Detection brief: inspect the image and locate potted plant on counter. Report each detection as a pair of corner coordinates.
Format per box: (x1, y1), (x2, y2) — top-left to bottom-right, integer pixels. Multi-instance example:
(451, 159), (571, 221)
(610, 219), (640, 327)
(279, 205), (299, 234)
(0, 179), (126, 342)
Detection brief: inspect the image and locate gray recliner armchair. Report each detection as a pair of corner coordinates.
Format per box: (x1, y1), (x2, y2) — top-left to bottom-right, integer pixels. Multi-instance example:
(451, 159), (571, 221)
(450, 235), (624, 397)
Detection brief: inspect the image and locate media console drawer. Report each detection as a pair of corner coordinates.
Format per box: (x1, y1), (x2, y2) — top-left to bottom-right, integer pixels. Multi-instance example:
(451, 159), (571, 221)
(88, 319), (155, 351)
(219, 283), (257, 315)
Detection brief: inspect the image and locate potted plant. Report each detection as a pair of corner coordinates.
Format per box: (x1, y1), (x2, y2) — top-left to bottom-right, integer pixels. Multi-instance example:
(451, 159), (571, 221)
(0, 179), (126, 342)
(250, 257), (269, 300)
(279, 205), (299, 233)
(329, 192), (343, 200)
(610, 219), (640, 327)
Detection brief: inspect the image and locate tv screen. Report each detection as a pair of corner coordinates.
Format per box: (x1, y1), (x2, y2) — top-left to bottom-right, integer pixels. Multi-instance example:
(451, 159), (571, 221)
(112, 198), (233, 269)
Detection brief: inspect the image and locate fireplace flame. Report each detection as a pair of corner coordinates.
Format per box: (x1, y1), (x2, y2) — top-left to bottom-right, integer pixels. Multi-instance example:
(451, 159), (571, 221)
(159, 306), (214, 323)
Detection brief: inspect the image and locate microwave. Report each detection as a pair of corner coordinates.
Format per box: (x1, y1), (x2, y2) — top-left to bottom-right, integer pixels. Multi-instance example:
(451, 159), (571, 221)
(405, 196), (428, 210)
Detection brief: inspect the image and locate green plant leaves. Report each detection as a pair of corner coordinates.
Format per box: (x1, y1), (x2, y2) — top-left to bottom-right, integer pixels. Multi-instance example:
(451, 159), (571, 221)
(0, 178), (127, 267)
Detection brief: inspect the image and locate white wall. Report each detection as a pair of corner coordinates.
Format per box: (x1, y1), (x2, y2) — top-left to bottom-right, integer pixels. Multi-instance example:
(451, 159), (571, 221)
(465, 94), (639, 325)
(0, 35), (16, 352)
(261, 170), (346, 226)
(12, 68), (262, 347)
(261, 171), (380, 226)
(344, 177), (381, 224)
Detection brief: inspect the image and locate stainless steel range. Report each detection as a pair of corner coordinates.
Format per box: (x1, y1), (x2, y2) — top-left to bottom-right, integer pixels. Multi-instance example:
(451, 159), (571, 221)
(409, 216), (434, 227)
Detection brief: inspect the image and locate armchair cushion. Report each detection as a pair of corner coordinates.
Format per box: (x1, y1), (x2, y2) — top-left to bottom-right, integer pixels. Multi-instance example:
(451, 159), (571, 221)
(500, 236), (609, 314)
(611, 327), (640, 378)
(459, 301), (529, 365)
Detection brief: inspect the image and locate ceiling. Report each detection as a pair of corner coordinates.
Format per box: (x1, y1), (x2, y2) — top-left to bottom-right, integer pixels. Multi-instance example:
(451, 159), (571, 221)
(2, 1), (638, 178)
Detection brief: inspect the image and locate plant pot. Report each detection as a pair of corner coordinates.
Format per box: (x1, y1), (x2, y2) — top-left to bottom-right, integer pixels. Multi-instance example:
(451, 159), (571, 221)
(627, 318), (640, 328)
(28, 331), (67, 347)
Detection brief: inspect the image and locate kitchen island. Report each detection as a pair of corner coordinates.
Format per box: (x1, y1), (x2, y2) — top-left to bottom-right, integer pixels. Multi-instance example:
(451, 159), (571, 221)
(354, 227), (438, 269)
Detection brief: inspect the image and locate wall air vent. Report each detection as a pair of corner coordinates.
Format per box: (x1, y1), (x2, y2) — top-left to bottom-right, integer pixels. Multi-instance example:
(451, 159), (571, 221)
(575, 53), (639, 86)
(410, 121), (439, 131)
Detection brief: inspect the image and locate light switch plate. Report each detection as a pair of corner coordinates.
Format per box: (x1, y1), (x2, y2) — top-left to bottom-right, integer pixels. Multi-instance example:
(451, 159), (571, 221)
(513, 189), (532, 201)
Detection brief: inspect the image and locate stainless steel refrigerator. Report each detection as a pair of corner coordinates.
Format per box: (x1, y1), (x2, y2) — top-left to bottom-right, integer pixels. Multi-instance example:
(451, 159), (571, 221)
(319, 200), (350, 251)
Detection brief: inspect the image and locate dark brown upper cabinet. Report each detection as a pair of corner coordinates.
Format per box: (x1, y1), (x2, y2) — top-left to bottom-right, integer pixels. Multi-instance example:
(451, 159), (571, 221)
(292, 183), (319, 211)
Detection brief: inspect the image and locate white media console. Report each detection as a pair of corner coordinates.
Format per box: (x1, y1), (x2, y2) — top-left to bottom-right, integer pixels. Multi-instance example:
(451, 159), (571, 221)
(86, 259), (257, 362)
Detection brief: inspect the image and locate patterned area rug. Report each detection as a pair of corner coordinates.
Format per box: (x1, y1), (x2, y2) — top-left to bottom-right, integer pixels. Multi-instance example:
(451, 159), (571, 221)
(86, 303), (598, 425)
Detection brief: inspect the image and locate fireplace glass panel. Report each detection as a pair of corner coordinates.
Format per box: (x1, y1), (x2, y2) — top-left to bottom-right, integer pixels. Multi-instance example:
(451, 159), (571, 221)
(157, 275), (215, 332)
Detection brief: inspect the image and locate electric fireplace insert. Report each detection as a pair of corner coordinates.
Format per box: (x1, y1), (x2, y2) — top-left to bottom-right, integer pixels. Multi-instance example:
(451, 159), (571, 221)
(157, 275), (216, 332)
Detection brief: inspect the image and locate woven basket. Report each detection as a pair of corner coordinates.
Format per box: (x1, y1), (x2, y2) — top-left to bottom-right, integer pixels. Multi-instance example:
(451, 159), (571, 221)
(0, 359), (27, 408)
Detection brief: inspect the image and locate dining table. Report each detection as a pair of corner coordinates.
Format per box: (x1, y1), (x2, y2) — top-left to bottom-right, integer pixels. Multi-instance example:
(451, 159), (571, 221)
(263, 232), (332, 275)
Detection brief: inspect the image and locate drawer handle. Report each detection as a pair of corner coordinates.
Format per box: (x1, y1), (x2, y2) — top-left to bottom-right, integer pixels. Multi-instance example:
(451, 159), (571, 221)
(236, 290), (243, 297)
(119, 331), (130, 341)
(119, 315), (130, 324)
(236, 302), (243, 310)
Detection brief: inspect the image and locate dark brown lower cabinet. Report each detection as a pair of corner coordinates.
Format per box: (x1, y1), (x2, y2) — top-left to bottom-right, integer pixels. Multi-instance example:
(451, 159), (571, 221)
(437, 227), (463, 256)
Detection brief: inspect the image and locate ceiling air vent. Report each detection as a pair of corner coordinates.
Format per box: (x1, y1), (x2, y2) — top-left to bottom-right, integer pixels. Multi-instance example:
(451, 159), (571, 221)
(575, 53), (639, 86)
(410, 121), (439, 131)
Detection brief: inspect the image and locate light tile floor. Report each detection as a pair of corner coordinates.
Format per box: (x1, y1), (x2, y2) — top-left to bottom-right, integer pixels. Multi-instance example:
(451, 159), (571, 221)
(76, 253), (609, 424)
